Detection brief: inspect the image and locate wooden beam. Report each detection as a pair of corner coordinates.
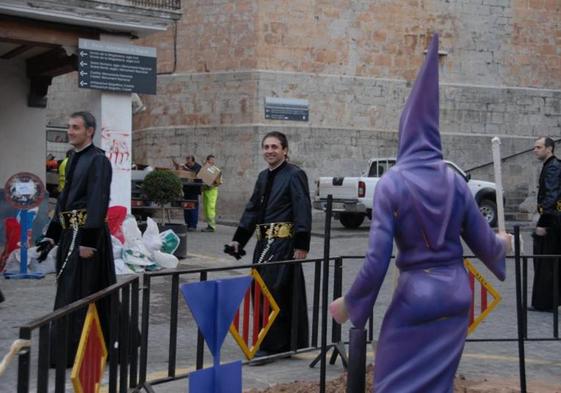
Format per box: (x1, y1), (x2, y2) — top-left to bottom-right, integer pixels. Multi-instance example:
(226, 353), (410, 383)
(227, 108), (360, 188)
(27, 48), (77, 78)
(0, 44), (33, 59)
(0, 16), (99, 48)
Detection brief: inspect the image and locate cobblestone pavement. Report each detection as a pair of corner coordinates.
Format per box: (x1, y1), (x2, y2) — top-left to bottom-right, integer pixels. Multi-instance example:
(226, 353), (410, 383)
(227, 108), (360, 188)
(0, 213), (559, 392)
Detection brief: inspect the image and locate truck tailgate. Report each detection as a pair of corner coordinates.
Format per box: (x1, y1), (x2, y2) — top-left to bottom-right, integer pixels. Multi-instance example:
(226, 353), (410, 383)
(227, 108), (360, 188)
(317, 177), (358, 200)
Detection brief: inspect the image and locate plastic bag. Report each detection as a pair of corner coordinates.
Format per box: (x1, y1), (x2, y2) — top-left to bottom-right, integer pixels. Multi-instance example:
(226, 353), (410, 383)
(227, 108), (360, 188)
(160, 229), (180, 254)
(122, 215), (152, 257)
(107, 206), (127, 244)
(111, 235), (124, 261)
(142, 217), (162, 252)
(114, 258), (135, 275)
(28, 246), (57, 274)
(122, 215), (143, 247)
(122, 249), (154, 266)
(153, 250), (179, 269)
(4, 249), (21, 272)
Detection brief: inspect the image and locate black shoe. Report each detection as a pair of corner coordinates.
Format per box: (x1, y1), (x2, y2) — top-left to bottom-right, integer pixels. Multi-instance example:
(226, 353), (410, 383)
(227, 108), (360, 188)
(201, 226), (215, 232)
(187, 227), (197, 232)
(254, 350), (269, 358)
(249, 350), (273, 366)
(528, 306), (554, 313)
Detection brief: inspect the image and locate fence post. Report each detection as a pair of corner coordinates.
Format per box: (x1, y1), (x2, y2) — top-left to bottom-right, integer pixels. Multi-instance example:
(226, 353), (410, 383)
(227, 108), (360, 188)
(346, 328), (366, 393)
(522, 256), (528, 339)
(16, 327), (31, 393)
(319, 195), (333, 393)
(139, 275), (151, 384)
(553, 257), (559, 338)
(129, 278), (140, 387)
(168, 273), (179, 378)
(514, 225), (527, 393)
(196, 271), (207, 370)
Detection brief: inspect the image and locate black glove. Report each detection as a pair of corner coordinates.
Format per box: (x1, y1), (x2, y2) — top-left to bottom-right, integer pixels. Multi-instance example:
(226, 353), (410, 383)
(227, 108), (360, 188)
(36, 239), (54, 263)
(224, 244), (246, 260)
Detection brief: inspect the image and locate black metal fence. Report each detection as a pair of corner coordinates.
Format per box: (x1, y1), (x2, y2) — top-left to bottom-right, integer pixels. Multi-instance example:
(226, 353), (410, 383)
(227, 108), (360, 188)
(16, 276), (140, 393)
(14, 225), (560, 393)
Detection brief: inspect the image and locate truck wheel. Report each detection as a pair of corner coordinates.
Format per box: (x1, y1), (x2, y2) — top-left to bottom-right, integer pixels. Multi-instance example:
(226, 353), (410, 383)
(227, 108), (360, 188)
(339, 213), (365, 229)
(479, 199), (497, 227)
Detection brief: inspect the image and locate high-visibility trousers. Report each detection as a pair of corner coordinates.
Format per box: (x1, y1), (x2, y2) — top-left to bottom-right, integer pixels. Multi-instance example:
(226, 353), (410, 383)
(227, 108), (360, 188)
(203, 187), (218, 229)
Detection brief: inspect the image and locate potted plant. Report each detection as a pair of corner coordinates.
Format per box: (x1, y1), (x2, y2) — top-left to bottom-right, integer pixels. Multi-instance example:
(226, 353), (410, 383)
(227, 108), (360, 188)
(142, 169), (187, 258)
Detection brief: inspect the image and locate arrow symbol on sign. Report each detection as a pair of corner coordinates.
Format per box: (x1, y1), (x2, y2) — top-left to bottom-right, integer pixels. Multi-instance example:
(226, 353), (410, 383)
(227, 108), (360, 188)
(80, 61), (88, 67)
(80, 51), (88, 57)
(79, 81), (88, 87)
(80, 70), (88, 76)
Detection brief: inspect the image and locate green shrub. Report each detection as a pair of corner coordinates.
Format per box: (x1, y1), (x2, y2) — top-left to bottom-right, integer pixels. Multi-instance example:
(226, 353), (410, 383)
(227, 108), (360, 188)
(142, 170), (182, 207)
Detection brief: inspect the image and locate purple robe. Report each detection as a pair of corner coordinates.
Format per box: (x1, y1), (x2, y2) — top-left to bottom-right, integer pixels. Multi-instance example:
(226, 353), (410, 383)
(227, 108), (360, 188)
(344, 35), (506, 392)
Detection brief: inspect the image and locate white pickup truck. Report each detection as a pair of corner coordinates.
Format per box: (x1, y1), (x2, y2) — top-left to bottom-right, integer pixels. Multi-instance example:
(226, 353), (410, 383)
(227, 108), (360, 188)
(313, 158), (498, 229)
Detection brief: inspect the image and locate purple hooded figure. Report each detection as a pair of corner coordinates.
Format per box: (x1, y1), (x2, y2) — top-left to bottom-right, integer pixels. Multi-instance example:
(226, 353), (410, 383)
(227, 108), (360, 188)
(330, 34), (511, 392)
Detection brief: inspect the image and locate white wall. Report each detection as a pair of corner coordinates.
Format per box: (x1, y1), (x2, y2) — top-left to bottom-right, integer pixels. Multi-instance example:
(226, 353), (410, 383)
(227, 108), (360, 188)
(0, 60), (47, 185)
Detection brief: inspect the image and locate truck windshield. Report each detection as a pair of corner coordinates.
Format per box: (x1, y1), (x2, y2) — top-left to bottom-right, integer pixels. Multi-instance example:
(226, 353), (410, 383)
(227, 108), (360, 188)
(368, 160), (395, 177)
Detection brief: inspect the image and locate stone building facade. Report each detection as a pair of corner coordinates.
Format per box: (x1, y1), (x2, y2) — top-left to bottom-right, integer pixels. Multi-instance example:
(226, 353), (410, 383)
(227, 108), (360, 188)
(50, 0), (561, 219)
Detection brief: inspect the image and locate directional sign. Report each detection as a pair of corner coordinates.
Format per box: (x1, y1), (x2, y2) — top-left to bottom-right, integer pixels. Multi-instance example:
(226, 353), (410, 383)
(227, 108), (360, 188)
(78, 38), (156, 94)
(265, 97), (309, 121)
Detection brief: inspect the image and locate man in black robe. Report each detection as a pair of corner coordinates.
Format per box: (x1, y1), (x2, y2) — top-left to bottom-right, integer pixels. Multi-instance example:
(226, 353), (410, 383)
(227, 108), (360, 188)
(227, 131), (311, 358)
(531, 136), (561, 312)
(39, 111), (116, 366)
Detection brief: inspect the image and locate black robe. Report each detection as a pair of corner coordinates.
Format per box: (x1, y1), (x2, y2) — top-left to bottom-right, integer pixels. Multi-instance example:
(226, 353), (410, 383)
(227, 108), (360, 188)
(532, 155), (561, 311)
(233, 161), (311, 353)
(45, 144), (116, 366)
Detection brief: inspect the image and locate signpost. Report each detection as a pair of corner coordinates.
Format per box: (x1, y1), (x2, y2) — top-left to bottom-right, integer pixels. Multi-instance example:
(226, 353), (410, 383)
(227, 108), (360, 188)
(265, 97), (309, 121)
(78, 38), (157, 95)
(4, 172), (46, 279)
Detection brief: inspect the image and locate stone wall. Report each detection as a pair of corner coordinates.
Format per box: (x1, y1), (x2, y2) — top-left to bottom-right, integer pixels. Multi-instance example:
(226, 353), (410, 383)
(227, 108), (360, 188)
(139, 0), (561, 88)
(46, 0), (561, 220)
(132, 70), (559, 219)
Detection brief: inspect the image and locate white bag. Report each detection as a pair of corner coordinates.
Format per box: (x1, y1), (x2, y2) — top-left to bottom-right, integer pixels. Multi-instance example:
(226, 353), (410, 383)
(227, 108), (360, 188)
(142, 217), (162, 253)
(114, 258), (135, 275)
(122, 249), (154, 266)
(122, 215), (143, 249)
(28, 246), (57, 274)
(111, 235), (124, 260)
(153, 250), (179, 269)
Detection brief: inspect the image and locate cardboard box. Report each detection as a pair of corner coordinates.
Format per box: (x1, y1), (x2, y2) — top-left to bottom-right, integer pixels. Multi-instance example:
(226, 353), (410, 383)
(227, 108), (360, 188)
(171, 169), (197, 180)
(197, 164), (221, 186)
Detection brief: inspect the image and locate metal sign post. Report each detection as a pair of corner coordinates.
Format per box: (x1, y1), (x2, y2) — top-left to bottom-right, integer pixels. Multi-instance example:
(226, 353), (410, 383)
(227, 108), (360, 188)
(4, 172), (46, 279)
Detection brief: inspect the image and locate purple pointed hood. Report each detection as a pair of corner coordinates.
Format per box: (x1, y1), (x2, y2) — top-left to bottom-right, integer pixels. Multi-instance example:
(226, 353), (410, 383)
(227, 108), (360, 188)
(397, 34), (442, 164)
(394, 34), (455, 250)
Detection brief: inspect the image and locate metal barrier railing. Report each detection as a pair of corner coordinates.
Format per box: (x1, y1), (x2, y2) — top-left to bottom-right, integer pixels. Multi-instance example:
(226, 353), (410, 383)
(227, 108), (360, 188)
(137, 256), (339, 391)
(15, 276), (140, 393)
(14, 208), (560, 393)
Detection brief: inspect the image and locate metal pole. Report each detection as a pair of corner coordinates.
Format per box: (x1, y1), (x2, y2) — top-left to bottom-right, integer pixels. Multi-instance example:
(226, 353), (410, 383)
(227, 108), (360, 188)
(139, 275), (151, 384)
(196, 271), (207, 370)
(553, 256), (559, 338)
(514, 226), (527, 393)
(522, 256), (528, 339)
(346, 328), (367, 393)
(130, 278), (140, 387)
(168, 274), (179, 377)
(319, 195), (333, 393)
(16, 327), (31, 393)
